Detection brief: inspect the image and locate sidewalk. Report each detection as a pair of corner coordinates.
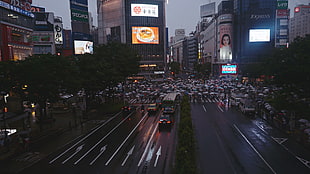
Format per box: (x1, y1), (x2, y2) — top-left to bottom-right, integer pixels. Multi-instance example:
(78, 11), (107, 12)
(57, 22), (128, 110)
(0, 108), (113, 174)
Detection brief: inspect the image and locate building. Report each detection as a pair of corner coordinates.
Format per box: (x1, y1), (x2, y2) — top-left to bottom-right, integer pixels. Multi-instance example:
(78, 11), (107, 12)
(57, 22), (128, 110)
(233, 0), (277, 63)
(0, 0), (34, 61)
(32, 11), (57, 55)
(70, 0), (93, 55)
(289, 3), (310, 43)
(97, 0), (166, 78)
(275, 0), (289, 48)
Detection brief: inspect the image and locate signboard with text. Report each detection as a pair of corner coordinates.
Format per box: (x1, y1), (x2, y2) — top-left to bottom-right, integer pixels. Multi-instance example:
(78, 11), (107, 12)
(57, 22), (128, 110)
(220, 64), (238, 75)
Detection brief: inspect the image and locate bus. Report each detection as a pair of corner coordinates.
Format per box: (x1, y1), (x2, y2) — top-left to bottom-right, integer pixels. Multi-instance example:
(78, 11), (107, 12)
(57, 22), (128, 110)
(162, 92), (179, 114)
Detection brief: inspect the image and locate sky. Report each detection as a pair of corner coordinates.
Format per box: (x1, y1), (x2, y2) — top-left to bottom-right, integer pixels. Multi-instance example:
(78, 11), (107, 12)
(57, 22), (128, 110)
(31, 0), (309, 37)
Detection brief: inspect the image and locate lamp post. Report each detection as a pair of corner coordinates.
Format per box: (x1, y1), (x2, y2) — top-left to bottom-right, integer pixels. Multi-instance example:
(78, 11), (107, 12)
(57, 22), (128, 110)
(1, 91), (8, 148)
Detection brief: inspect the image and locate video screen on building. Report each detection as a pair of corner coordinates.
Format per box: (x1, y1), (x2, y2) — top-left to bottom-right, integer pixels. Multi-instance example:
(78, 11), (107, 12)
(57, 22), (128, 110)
(132, 27), (159, 44)
(249, 29), (270, 42)
(74, 40), (93, 54)
(221, 64), (237, 75)
(131, 4), (158, 17)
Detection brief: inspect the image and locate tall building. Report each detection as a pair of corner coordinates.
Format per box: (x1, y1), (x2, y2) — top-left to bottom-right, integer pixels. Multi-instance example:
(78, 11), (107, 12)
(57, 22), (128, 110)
(70, 0), (93, 55)
(234, 0), (277, 63)
(275, 0), (289, 48)
(289, 3), (310, 43)
(97, 0), (166, 78)
(0, 0), (34, 61)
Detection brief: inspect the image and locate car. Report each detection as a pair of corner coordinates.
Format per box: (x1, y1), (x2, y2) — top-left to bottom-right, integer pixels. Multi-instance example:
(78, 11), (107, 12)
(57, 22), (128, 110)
(147, 103), (157, 115)
(122, 105), (134, 116)
(158, 114), (172, 130)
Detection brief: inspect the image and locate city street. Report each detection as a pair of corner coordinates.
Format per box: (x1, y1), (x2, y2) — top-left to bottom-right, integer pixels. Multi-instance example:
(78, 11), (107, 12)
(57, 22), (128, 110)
(191, 98), (310, 174)
(20, 104), (177, 174)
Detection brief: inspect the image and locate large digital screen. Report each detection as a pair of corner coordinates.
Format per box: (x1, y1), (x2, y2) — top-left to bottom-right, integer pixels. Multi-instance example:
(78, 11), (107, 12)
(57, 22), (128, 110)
(131, 4), (158, 17)
(74, 40), (93, 54)
(249, 29), (270, 42)
(132, 27), (159, 44)
(221, 64), (237, 75)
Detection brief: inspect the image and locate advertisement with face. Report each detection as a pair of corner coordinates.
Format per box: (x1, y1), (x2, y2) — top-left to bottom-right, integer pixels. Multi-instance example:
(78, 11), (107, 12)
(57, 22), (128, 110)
(132, 27), (159, 44)
(74, 40), (93, 54)
(219, 24), (232, 60)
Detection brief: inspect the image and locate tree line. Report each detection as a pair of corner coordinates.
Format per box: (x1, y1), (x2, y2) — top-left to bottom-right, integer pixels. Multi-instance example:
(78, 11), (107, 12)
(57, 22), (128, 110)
(0, 43), (140, 110)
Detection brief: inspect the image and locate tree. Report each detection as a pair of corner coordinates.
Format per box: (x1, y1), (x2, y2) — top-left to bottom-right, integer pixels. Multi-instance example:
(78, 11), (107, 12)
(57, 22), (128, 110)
(194, 62), (211, 78)
(15, 54), (80, 104)
(169, 62), (181, 75)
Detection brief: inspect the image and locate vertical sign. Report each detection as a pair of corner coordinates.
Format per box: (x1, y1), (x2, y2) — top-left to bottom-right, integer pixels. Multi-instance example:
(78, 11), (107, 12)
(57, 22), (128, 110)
(54, 23), (63, 44)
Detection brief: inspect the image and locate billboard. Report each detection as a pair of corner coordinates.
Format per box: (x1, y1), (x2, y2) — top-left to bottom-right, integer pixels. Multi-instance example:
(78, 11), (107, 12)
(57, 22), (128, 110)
(132, 27), (159, 44)
(200, 2), (215, 18)
(131, 4), (158, 17)
(74, 40), (93, 54)
(71, 9), (89, 22)
(221, 64), (237, 75)
(249, 29), (270, 42)
(54, 23), (63, 44)
(219, 24), (233, 60)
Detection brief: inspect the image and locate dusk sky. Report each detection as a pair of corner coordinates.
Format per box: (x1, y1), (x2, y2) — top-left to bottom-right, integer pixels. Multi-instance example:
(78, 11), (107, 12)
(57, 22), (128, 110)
(31, 0), (309, 37)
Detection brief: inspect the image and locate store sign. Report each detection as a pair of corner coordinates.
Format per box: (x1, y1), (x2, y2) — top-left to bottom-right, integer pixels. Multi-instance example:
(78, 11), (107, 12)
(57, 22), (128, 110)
(250, 14), (270, 20)
(221, 64), (237, 75)
(277, 1), (288, 9)
(54, 23), (63, 44)
(131, 4), (158, 17)
(0, 1), (34, 18)
(71, 9), (89, 22)
(3, 0), (32, 11)
(277, 9), (289, 17)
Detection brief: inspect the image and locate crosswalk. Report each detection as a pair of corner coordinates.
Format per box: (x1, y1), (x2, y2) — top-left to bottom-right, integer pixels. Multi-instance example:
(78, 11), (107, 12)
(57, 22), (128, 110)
(127, 98), (155, 104)
(190, 97), (223, 103)
(126, 97), (224, 104)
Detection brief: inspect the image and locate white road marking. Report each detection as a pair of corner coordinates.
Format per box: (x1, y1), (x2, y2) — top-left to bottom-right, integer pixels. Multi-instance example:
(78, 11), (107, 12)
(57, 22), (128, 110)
(49, 114), (118, 164)
(233, 124), (277, 174)
(62, 144), (84, 164)
(272, 137), (288, 145)
(138, 123), (158, 167)
(89, 145), (107, 165)
(217, 105), (224, 112)
(121, 145), (135, 166)
(154, 146), (161, 167)
(73, 112), (133, 165)
(202, 105), (207, 112)
(105, 113), (148, 166)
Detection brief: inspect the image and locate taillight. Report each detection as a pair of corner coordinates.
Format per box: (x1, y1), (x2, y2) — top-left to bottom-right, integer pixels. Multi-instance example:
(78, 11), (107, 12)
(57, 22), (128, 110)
(167, 121), (171, 123)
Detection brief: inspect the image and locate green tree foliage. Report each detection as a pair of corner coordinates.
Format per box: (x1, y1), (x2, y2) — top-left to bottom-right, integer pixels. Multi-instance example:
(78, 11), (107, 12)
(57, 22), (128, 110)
(0, 60), (17, 93)
(94, 43), (140, 87)
(14, 54), (80, 103)
(169, 62), (181, 74)
(194, 62), (211, 78)
(244, 34), (310, 92)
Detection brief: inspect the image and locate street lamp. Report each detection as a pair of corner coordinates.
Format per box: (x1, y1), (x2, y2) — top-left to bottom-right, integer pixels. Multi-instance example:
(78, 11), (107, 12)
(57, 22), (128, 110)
(0, 91), (8, 147)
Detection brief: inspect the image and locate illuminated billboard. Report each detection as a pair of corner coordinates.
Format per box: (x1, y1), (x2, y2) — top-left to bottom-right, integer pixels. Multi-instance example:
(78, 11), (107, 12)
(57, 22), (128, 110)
(219, 24), (233, 60)
(249, 29), (270, 42)
(132, 27), (159, 44)
(74, 40), (93, 54)
(221, 64), (238, 75)
(131, 4), (158, 17)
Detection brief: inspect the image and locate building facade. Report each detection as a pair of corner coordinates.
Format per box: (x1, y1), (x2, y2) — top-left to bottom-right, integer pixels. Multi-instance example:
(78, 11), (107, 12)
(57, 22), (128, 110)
(0, 0), (34, 61)
(289, 3), (310, 43)
(233, 0), (277, 63)
(98, 0), (166, 78)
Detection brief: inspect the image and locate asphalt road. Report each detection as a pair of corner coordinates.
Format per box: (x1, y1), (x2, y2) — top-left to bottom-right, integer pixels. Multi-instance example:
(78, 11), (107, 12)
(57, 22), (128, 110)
(191, 97), (310, 174)
(17, 95), (310, 174)
(20, 105), (178, 174)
